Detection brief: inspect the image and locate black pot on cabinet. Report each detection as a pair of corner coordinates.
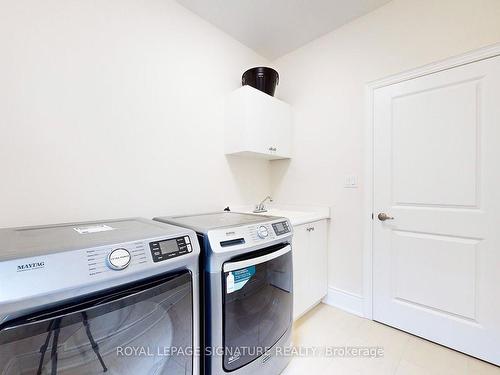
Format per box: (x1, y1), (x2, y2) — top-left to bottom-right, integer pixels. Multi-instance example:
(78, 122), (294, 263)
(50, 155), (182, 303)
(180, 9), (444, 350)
(242, 67), (279, 96)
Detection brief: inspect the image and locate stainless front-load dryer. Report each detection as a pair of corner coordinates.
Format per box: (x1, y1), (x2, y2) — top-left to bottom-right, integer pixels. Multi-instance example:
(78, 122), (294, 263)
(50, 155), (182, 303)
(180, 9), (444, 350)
(155, 212), (293, 375)
(0, 218), (200, 375)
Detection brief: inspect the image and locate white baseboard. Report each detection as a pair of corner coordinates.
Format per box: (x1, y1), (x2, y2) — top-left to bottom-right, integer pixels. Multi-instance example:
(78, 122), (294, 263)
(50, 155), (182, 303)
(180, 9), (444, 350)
(322, 287), (364, 317)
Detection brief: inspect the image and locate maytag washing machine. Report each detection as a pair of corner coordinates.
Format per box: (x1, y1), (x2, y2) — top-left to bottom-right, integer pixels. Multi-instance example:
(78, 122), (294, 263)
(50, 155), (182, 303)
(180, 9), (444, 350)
(154, 212), (293, 375)
(0, 218), (200, 375)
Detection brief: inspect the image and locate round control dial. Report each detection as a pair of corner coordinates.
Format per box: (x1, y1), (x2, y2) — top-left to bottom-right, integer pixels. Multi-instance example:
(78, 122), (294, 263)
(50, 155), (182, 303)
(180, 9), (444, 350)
(257, 225), (269, 239)
(107, 248), (131, 270)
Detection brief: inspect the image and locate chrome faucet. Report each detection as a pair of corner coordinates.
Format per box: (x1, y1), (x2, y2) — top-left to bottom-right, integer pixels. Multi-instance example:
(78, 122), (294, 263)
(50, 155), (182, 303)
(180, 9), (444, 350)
(253, 196), (273, 213)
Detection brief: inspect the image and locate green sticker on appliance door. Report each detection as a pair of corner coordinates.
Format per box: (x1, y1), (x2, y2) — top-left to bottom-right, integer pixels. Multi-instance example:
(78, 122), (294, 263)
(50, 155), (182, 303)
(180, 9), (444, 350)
(226, 266), (256, 294)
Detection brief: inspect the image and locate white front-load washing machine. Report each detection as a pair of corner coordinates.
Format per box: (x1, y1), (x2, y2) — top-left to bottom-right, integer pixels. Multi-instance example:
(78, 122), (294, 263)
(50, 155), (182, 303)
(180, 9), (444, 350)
(0, 218), (200, 375)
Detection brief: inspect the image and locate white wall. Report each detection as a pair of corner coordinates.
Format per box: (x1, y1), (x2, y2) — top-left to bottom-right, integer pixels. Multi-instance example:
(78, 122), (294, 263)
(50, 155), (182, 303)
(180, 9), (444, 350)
(271, 0), (500, 298)
(0, 0), (270, 228)
(4, 0), (500, 302)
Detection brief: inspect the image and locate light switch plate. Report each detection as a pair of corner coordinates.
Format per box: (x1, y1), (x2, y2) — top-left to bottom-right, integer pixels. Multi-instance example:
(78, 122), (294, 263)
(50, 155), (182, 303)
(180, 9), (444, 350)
(344, 175), (358, 188)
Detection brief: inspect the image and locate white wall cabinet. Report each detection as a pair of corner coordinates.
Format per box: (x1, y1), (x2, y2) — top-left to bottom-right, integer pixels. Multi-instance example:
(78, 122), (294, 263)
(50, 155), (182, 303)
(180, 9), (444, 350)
(292, 219), (328, 320)
(225, 86), (292, 160)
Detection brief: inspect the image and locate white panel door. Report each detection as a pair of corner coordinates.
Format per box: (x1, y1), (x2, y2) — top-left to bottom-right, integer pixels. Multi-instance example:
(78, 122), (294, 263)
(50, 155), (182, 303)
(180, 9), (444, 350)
(373, 55), (500, 365)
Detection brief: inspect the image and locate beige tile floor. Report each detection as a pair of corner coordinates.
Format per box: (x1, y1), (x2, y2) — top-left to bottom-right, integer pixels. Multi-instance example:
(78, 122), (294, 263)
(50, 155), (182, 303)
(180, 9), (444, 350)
(282, 303), (500, 375)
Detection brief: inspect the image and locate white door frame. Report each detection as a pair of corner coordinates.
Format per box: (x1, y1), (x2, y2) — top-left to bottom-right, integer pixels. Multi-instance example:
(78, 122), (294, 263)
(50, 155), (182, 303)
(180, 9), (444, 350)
(363, 42), (500, 319)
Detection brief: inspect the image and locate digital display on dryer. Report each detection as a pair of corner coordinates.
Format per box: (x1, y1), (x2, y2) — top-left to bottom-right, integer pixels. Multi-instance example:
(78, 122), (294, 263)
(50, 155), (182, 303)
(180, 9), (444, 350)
(275, 222), (285, 232)
(272, 221), (290, 236)
(159, 239), (179, 254)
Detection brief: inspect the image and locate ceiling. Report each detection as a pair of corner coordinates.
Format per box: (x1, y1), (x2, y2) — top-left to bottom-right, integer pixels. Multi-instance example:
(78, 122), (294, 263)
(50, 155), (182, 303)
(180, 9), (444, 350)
(176, 0), (391, 60)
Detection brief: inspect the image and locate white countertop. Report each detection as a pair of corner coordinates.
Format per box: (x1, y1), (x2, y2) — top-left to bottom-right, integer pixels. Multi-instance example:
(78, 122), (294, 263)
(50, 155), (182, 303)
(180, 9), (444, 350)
(230, 204), (331, 226)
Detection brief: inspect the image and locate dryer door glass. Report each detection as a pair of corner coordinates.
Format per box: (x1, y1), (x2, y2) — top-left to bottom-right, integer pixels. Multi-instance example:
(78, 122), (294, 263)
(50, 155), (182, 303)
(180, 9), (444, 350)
(222, 244), (293, 371)
(0, 271), (193, 375)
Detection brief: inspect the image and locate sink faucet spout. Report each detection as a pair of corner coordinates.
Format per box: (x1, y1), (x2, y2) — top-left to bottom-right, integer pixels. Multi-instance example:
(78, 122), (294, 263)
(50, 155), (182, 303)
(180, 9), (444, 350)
(253, 196), (273, 213)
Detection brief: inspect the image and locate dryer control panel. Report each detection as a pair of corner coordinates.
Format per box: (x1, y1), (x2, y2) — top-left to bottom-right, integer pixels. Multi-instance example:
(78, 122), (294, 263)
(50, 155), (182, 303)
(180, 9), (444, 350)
(149, 236), (193, 263)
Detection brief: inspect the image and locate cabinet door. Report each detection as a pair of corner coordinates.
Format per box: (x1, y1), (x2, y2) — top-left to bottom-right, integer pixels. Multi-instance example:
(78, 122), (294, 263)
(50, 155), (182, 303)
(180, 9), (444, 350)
(291, 224), (309, 320)
(266, 99), (292, 158)
(225, 86), (292, 160)
(244, 89), (273, 155)
(306, 220), (328, 305)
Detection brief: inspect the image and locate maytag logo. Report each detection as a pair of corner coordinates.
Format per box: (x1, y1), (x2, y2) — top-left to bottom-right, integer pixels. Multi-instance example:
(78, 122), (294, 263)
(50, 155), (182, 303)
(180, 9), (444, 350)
(17, 261), (45, 272)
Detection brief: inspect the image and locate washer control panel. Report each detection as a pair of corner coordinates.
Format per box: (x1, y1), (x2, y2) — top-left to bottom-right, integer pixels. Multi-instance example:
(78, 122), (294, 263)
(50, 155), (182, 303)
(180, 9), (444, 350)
(272, 221), (291, 236)
(207, 217), (293, 253)
(107, 248), (131, 270)
(149, 236), (193, 263)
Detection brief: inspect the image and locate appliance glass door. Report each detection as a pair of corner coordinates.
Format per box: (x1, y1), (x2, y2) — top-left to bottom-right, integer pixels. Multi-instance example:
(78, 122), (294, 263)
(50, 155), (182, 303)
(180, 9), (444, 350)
(0, 271), (193, 375)
(222, 244), (292, 371)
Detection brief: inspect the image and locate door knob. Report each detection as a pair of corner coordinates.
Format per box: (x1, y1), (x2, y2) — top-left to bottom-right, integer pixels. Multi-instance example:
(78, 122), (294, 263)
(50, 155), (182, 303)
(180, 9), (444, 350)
(378, 212), (394, 221)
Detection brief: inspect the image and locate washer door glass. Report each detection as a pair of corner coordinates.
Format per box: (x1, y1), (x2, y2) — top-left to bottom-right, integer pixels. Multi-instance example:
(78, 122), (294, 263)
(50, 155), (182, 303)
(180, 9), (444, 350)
(222, 244), (293, 371)
(0, 271), (193, 375)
